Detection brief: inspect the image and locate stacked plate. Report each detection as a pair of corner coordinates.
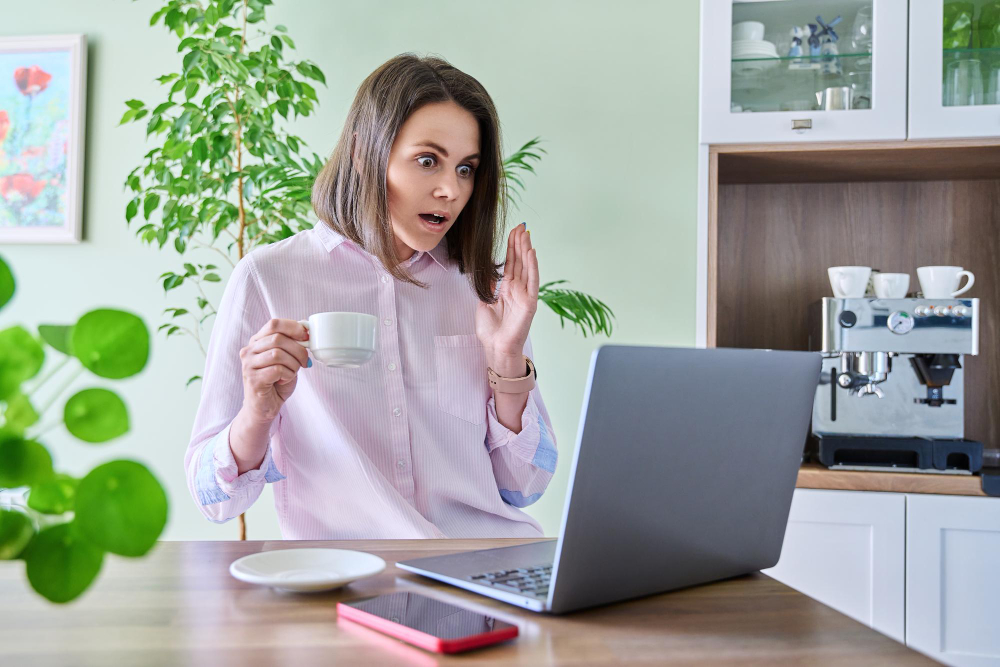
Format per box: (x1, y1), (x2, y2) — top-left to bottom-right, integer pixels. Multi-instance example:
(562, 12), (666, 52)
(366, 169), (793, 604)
(732, 40), (779, 76)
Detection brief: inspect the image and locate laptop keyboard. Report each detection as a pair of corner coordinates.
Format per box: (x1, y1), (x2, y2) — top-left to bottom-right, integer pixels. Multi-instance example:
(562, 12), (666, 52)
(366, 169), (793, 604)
(468, 563), (553, 598)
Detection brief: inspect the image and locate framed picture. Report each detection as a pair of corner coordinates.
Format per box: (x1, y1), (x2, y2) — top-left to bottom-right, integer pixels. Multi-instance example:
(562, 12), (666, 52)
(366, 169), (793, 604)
(0, 34), (86, 243)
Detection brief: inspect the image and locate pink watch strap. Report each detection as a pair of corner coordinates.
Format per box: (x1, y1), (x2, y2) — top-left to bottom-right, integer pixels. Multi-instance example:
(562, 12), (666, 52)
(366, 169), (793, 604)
(488, 356), (536, 394)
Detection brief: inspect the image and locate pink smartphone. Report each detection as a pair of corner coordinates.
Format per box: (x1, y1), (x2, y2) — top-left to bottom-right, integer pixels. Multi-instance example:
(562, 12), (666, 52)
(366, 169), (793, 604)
(337, 592), (518, 654)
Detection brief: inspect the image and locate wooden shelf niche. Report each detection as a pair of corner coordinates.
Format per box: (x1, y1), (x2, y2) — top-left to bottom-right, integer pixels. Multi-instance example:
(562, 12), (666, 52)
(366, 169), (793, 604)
(706, 139), (1000, 455)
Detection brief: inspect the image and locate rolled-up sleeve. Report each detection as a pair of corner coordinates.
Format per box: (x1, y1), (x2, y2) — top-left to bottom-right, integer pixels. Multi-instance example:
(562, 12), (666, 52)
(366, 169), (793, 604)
(485, 335), (557, 508)
(183, 253), (286, 524)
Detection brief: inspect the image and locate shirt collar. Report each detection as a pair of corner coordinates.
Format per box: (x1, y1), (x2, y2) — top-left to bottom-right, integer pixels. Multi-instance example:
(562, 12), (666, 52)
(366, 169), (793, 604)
(314, 222), (450, 270)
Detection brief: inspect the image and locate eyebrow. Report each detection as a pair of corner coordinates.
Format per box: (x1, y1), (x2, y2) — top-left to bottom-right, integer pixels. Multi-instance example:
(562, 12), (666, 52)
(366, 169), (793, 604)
(415, 141), (480, 161)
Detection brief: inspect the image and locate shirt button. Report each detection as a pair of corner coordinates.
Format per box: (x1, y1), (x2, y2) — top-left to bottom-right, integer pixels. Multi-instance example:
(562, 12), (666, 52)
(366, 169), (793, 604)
(387, 362), (397, 371)
(380, 275), (389, 284)
(392, 407), (402, 417)
(383, 318), (392, 326)
(397, 459), (406, 469)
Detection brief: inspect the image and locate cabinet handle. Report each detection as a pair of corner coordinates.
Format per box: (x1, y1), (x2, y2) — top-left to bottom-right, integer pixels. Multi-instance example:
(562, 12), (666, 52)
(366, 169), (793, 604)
(792, 119), (813, 130)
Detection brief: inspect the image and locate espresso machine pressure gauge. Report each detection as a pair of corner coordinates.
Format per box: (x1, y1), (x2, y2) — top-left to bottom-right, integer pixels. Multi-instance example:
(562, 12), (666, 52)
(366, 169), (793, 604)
(887, 310), (914, 335)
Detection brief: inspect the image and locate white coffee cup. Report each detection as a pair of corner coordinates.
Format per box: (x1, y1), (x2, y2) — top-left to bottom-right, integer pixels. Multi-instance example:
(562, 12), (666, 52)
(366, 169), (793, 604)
(295, 312), (377, 367)
(828, 266), (872, 298)
(733, 20), (765, 42)
(917, 266), (975, 298)
(872, 273), (910, 299)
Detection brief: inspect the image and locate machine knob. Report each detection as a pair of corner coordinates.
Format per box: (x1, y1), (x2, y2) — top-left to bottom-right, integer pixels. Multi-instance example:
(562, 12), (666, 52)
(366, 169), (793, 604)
(838, 311), (857, 328)
(933, 305), (952, 317)
(953, 305), (970, 317)
(914, 305), (931, 317)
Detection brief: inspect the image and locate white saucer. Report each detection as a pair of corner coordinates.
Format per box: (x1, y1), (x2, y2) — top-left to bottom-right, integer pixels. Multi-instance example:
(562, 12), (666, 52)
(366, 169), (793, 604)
(229, 548), (386, 593)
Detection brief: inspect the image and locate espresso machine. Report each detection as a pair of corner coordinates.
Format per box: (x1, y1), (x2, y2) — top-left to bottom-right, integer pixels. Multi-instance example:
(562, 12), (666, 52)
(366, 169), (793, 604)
(809, 297), (984, 473)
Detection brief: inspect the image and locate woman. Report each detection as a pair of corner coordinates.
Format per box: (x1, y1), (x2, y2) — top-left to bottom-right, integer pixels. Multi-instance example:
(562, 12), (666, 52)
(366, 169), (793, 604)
(184, 54), (557, 539)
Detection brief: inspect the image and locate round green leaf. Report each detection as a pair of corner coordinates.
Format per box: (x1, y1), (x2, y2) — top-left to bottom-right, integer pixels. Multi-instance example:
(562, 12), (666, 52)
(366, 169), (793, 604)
(71, 310), (150, 379)
(38, 324), (73, 355)
(27, 474), (79, 515)
(3, 392), (39, 434)
(0, 509), (34, 559)
(0, 255), (14, 310)
(23, 522), (104, 603)
(64, 388), (130, 443)
(0, 326), (45, 400)
(75, 460), (167, 557)
(0, 438), (54, 487)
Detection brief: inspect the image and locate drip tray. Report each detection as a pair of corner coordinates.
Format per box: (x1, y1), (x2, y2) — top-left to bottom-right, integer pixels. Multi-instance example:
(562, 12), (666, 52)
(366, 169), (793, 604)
(815, 435), (984, 473)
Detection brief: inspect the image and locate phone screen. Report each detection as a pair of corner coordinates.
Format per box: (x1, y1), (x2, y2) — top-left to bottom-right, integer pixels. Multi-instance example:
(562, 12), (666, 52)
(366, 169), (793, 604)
(339, 592), (516, 640)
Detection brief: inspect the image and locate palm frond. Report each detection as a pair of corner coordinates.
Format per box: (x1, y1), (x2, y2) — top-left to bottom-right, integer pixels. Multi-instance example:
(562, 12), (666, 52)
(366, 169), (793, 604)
(538, 280), (615, 338)
(503, 137), (547, 210)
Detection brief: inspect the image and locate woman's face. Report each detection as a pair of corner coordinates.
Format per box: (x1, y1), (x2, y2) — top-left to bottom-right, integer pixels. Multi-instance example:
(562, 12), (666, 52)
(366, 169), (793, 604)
(385, 100), (481, 262)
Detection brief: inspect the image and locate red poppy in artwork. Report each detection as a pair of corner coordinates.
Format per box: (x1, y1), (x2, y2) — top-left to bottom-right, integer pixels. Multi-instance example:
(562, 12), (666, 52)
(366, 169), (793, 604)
(14, 65), (52, 96)
(0, 110), (8, 142)
(0, 173), (47, 201)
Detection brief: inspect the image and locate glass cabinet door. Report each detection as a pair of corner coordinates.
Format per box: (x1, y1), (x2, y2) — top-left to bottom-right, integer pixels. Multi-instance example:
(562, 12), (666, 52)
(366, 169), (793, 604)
(909, 0), (1000, 138)
(700, 0), (908, 144)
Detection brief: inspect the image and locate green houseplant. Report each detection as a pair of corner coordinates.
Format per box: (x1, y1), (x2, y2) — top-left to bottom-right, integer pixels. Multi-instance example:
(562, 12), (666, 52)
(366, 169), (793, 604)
(122, 0), (614, 538)
(0, 255), (167, 603)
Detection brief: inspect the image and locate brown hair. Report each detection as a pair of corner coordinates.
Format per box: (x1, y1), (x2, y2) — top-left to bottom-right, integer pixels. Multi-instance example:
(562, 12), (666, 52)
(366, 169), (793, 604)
(312, 53), (506, 303)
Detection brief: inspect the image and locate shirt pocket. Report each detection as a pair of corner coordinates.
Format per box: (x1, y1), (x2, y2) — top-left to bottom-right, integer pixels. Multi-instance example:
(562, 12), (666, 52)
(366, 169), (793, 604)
(433, 334), (489, 425)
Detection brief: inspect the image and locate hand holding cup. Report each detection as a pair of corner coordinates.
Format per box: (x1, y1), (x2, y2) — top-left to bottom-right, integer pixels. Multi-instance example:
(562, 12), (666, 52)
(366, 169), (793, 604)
(240, 318), (311, 424)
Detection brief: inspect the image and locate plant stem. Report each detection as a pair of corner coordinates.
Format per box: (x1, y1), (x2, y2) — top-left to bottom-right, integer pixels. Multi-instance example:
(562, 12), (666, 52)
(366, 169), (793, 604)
(180, 320), (207, 357)
(24, 356), (71, 399)
(193, 279), (217, 316)
(192, 238), (235, 268)
(35, 366), (85, 419)
(25, 418), (64, 441)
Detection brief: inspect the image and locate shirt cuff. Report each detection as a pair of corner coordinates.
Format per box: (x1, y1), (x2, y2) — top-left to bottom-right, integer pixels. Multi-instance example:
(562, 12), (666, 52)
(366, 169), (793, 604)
(195, 419), (285, 506)
(486, 392), (542, 462)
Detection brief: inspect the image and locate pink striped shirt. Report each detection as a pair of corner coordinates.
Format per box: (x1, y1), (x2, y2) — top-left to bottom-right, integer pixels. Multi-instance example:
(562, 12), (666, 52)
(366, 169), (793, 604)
(184, 222), (557, 539)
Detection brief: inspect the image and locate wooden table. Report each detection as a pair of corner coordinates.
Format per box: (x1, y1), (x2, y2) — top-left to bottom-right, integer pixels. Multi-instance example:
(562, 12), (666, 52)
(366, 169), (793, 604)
(797, 462), (988, 497)
(0, 539), (936, 665)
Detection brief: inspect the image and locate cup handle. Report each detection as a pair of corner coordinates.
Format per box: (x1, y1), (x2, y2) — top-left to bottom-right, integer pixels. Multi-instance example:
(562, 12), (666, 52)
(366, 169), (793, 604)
(836, 274), (850, 297)
(952, 271), (975, 297)
(294, 320), (311, 351)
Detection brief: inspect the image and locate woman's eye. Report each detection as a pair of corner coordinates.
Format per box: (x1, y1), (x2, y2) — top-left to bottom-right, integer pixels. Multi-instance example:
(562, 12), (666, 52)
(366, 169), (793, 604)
(417, 156), (436, 168)
(458, 164), (474, 178)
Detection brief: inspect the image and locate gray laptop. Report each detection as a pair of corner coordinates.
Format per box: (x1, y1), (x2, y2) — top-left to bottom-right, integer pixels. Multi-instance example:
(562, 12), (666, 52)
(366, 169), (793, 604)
(396, 345), (822, 614)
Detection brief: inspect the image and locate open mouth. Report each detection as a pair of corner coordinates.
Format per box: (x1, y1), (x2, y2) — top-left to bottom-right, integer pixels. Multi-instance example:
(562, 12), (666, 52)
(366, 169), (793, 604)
(418, 213), (447, 224)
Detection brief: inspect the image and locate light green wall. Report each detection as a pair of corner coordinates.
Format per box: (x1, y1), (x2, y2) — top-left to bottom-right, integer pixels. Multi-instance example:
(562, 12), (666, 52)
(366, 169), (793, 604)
(1, 0), (699, 539)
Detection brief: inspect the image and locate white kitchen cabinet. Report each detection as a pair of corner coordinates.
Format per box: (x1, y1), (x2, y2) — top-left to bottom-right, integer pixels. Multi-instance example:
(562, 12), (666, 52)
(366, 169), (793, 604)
(905, 494), (1000, 666)
(762, 488), (906, 643)
(909, 0), (1000, 139)
(700, 0), (908, 144)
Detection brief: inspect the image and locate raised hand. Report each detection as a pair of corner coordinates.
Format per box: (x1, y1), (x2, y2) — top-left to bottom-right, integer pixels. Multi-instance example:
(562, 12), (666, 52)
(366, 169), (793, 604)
(475, 223), (538, 365)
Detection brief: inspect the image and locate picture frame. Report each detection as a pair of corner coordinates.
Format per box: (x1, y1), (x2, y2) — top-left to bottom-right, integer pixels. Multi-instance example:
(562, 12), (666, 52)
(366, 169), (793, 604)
(0, 34), (87, 244)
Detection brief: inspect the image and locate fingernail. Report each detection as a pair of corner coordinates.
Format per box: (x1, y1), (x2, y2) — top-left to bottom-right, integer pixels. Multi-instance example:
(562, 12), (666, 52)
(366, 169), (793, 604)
(521, 222), (527, 228)
(307, 358), (313, 368)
